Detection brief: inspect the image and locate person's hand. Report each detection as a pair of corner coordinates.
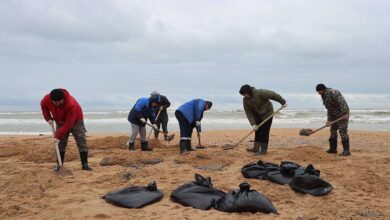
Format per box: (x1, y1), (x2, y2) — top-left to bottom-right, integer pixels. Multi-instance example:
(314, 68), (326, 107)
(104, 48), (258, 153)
(282, 103), (288, 108)
(47, 120), (54, 127)
(140, 118), (146, 124)
(343, 114), (349, 120)
(159, 106), (164, 111)
(151, 124), (158, 130)
(53, 138), (60, 145)
(196, 121), (201, 127)
(252, 125), (258, 130)
(325, 121), (331, 127)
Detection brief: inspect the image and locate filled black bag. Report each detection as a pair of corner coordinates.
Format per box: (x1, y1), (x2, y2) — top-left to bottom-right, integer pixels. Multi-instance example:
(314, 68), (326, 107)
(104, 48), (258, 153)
(267, 161), (304, 185)
(289, 164), (333, 196)
(103, 181), (163, 208)
(213, 182), (278, 214)
(241, 160), (280, 180)
(170, 174), (226, 210)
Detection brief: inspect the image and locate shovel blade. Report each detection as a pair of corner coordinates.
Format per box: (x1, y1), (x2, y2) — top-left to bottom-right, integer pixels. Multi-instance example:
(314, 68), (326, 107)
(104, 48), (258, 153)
(222, 144), (235, 150)
(299, 129), (313, 136)
(166, 134), (175, 141)
(55, 167), (74, 177)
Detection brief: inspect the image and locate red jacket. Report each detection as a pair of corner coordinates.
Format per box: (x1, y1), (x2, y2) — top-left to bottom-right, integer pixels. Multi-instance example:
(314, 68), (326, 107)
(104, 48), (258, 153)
(40, 89), (84, 139)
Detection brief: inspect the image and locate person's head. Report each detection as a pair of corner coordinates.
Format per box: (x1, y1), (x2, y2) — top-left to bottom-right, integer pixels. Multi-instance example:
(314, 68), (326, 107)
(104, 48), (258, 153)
(204, 101), (213, 111)
(50, 89), (65, 106)
(239, 84), (253, 98)
(316, 83), (327, 95)
(150, 94), (161, 107)
(151, 91), (160, 96)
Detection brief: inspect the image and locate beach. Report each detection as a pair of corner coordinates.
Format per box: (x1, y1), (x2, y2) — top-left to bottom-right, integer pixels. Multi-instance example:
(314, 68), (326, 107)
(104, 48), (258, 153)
(1, 128), (389, 219)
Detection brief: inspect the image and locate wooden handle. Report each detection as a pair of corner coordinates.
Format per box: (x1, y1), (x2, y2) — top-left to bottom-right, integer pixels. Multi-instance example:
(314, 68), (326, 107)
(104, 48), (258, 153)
(51, 124), (62, 167)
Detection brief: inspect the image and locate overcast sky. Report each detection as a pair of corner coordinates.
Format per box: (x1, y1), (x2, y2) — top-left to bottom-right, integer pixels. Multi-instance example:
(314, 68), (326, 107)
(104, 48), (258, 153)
(0, 0), (389, 110)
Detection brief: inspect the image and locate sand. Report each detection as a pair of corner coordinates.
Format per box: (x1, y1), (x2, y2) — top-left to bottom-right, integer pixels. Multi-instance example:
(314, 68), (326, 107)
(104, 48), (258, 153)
(0, 128), (389, 220)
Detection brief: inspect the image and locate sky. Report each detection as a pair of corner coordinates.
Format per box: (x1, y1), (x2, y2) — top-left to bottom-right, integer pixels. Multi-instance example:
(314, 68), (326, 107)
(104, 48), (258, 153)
(0, 0), (389, 110)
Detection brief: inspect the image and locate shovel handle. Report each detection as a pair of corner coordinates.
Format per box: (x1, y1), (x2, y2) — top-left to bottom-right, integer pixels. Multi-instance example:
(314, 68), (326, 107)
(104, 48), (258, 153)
(227, 105), (286, 150)
(146, 122), (168, 136)
(50, 124), (62, 167)
(147, 109), (162, 140)
(310, 116), (346, 135)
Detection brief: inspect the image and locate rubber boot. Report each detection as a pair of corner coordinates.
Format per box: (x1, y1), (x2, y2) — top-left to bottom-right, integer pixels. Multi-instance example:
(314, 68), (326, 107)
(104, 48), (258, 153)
(128, 142), (135, 151)
(186, 140), (197, 151)
(54, 151), (65, 172)
(326, 138), (338, 154)
(180, 140), (188, 154)
(256, 143), (268, 155)
(141, 141), (153, 151)
(154, 131), (159, 139)
(247, 141), (261, 152)
(339, 139), (351, 156)
(80, 152), (92, 171)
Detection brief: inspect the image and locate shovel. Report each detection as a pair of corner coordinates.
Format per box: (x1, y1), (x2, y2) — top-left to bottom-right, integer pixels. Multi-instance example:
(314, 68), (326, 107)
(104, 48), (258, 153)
(147, 109), (162, 141)
(196, 131), (205, 149)
(50, 124), (73, 176)
(299, 116), (346, 136)
(146, 122), (175, 143)
(223, 105), (286, 150)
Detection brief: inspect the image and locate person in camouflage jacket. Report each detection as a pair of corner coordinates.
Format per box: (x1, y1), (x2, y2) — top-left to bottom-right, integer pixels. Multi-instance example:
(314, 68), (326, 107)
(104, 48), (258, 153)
(316, 84), (351, 156)
(239, 84), (287, 155)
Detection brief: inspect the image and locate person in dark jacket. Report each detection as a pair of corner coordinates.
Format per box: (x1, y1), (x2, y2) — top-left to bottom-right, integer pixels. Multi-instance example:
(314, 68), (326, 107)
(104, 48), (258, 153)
(127, 97), (159, 151)
(239, 84), (287, 155)
(150, 91), (171, 140)
(41, 88), (92, 171)
(175, 99), (213, 154)
(316, 83), (351, 156)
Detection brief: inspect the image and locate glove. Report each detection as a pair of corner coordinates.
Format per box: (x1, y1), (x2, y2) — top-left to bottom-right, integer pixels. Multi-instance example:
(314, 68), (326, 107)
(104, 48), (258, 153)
(159, 106), (164, 111)
(53, 138), (60, 145)
(196, 121), (201, 127)
(47, 120), (54, 127)
(151, 124), (158, 130)
(140, 118), (146, 123)
(253, 125), (258, 130)
(282, 103), (288, 108)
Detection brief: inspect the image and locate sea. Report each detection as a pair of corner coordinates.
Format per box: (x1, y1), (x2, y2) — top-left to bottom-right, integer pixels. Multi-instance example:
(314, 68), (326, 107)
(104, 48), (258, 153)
(1, 93), (389, 135)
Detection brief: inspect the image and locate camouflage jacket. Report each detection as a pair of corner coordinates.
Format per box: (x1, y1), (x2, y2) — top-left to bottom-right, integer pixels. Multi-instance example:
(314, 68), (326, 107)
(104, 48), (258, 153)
(243, 87), (286, 125)
(321, 88), (349, 121)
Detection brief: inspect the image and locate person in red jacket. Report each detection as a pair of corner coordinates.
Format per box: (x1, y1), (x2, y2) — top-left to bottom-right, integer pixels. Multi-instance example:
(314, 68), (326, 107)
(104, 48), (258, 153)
(41, 89), (92, 171)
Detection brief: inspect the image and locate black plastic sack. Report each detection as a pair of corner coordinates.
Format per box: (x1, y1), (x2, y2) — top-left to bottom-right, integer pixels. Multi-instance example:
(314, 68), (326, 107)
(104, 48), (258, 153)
(267, 161), (303, 185)
(103, 181), (163, 208)
(241, 160), (280, 180)
(290, 164), (333, 196)
(213, 182), (278, 214)
(170, 174), (226, 210)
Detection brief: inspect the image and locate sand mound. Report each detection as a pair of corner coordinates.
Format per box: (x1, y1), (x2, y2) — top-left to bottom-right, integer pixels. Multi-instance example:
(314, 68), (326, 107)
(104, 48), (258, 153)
(89, 136), (167, 150)
(174, 150), (231, 171)
(100, 153), (164, 168)
(22, 142), (80, 163)
(285, 145), (337, 162)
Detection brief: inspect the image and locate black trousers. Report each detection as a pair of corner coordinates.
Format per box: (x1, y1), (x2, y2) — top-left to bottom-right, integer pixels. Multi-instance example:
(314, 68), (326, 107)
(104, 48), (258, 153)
(154, 113), (169, 137)
(175, 110), (195, 139)
(254, 117), (273, 144)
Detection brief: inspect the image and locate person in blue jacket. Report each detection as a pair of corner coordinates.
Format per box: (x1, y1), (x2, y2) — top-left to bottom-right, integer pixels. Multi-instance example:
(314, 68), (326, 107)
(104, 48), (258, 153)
(175, 99), (213, 154)
(128, 97), (160, 151)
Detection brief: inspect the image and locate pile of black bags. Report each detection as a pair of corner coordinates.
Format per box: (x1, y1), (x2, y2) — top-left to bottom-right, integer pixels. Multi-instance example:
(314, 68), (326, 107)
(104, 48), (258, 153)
(213, 182), (278, 214)
(103, 181), (164, 208)
(170, 173), (226, 210)
(241, 161), (333, 196)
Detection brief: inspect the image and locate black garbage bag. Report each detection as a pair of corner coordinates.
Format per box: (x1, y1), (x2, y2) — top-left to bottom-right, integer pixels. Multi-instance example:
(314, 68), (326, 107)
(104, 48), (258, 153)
(241, 160), (280, 180)
(267, 161), (303, 185)
(213, 182), (278, 214)
(103, 181), (164, 208)
(290, 164), (333, 196)
(170, 173), (226, 210)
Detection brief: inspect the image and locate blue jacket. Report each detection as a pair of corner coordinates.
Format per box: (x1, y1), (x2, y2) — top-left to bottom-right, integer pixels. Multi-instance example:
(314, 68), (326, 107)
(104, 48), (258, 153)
(128, 98), (156, 126)
(177, 99), (206, 129)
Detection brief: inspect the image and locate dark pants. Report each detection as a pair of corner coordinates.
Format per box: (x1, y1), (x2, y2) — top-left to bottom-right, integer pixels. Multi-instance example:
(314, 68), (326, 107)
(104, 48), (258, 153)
(154, 113), (169, 138)
(254, 117), (273, 144)
(175, 110), (195, 139)
(57, 120), (88, 153)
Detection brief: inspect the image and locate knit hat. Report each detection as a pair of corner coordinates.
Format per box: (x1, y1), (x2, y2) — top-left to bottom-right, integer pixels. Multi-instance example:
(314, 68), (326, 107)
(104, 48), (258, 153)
(205, 101), (213, 109)
(50, 89), (65, 101)
(316, 84), (327, 92)
(239, 84), (252, 96)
